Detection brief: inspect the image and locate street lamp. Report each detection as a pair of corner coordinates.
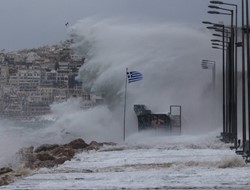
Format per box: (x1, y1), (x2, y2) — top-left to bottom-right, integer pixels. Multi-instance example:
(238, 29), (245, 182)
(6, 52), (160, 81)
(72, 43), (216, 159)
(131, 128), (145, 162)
(212, 43), (223, 46)
(213, 33), (222, 37)
(207, 26), (217, 30)
(208, 6), (235, 145)
(212, 46), (223, 50)
(203, 17), (237, 143)
(211, 39), (229, 46)
(202, 21), (214, 25)
(211, 39), (221, 42)
(207, 11), (231, 15)
(211, 31), (227, 141)
(208, 5), (223, 9)
(204, 26), (229, 143)
(210, 1), (224, 4)
(201, 60), (216, 90)
(210, 0), (239, 150)
(245, 0), (250, 157)
(202, 59), (217, 129)
(243, 0), (248, 156)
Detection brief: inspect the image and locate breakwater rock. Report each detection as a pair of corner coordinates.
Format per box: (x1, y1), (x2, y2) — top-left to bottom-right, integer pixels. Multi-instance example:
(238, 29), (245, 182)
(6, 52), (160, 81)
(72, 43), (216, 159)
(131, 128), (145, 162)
(0, 138), (116, 186)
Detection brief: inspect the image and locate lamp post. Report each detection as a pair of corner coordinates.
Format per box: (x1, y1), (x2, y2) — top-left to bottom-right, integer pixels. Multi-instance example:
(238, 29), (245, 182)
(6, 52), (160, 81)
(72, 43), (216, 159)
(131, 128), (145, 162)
(211, 39), (221, 42)
(208, 7), (235, 145)
(237, 0), (249, 156)
(245, 0), (250, 156)
(201, 60), (216, 90)
(202, 60), (217, 129)
(209, 0), (239, 150)
(238, 0), (247, 154)
(212, 37), (227, 140)
(212, 43), (223, 46)
(204, 21), (229, 142)
(212, 46), (223, 50)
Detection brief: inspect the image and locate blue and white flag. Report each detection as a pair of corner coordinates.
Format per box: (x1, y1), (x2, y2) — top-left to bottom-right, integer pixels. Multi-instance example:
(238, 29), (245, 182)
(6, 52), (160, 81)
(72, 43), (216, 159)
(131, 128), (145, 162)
(127, 70), (143, 83)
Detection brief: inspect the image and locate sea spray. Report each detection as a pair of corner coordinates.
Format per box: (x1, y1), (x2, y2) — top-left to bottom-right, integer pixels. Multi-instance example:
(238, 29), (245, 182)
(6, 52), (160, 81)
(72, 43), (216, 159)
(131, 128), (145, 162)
(70, 18), (221, 134)
(0, 18), (222, 167)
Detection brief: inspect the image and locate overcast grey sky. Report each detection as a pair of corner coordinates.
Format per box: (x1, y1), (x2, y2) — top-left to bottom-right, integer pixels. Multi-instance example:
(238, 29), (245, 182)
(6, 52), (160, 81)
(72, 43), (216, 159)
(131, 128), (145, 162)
(0, 0), (243, 51)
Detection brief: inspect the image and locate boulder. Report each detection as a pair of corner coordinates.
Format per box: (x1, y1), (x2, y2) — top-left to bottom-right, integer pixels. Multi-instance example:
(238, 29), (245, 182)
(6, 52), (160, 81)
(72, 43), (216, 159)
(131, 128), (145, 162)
(102, 142), (117, 146)
(34, 144), (59, 153)
(36, 153), (55, 161)
(50, 146), (75, 159)
(0, 175), (12, 186)
(34, 160), (56, 168)
(66, 138), (89, 149)
(0, 168), (12, 175)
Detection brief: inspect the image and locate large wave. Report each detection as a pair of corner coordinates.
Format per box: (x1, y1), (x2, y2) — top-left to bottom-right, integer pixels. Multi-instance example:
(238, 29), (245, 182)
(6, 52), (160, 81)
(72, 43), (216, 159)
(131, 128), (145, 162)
(69, 18), (221, 133)
(0, 18), (223, 166)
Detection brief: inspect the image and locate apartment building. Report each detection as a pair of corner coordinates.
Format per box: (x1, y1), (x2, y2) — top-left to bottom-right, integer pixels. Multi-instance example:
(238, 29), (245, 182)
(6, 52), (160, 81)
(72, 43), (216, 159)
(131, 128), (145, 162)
(0, 40), (102, 119)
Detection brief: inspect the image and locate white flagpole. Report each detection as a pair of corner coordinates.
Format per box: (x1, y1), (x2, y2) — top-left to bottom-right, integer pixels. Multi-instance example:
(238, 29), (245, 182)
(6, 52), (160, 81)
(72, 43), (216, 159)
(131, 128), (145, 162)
(123, 68), (128, 141)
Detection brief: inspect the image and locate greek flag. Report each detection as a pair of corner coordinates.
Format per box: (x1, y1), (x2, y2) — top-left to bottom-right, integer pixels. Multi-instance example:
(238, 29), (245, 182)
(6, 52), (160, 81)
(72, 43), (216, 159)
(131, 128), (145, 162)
(127, 71), (143, 83)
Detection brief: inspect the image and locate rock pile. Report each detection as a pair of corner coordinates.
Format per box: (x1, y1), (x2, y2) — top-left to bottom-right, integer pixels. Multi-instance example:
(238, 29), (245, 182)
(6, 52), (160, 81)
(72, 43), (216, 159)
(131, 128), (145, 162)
(0, 138), (115, 186)
(18, 138), (104, 169)
(0, 168), (13, 186)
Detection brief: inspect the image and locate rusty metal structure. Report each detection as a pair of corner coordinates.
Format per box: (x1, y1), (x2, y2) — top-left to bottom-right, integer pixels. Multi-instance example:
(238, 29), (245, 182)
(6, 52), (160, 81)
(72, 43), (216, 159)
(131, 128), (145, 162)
(134, 104), (181, 134)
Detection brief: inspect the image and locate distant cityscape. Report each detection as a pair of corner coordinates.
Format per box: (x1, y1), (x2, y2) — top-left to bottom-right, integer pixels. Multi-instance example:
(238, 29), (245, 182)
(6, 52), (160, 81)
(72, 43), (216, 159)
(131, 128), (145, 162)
(0, 40), (101, 119)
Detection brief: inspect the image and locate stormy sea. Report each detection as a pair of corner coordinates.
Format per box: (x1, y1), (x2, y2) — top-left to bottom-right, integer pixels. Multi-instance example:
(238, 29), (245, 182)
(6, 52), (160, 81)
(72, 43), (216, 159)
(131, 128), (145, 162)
(0, 19), (250, 189)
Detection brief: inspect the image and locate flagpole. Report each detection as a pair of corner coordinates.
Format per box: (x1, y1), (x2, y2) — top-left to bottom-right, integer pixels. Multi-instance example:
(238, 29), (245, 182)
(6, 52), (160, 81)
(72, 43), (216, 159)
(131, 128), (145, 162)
(123, 68), (128, 141)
